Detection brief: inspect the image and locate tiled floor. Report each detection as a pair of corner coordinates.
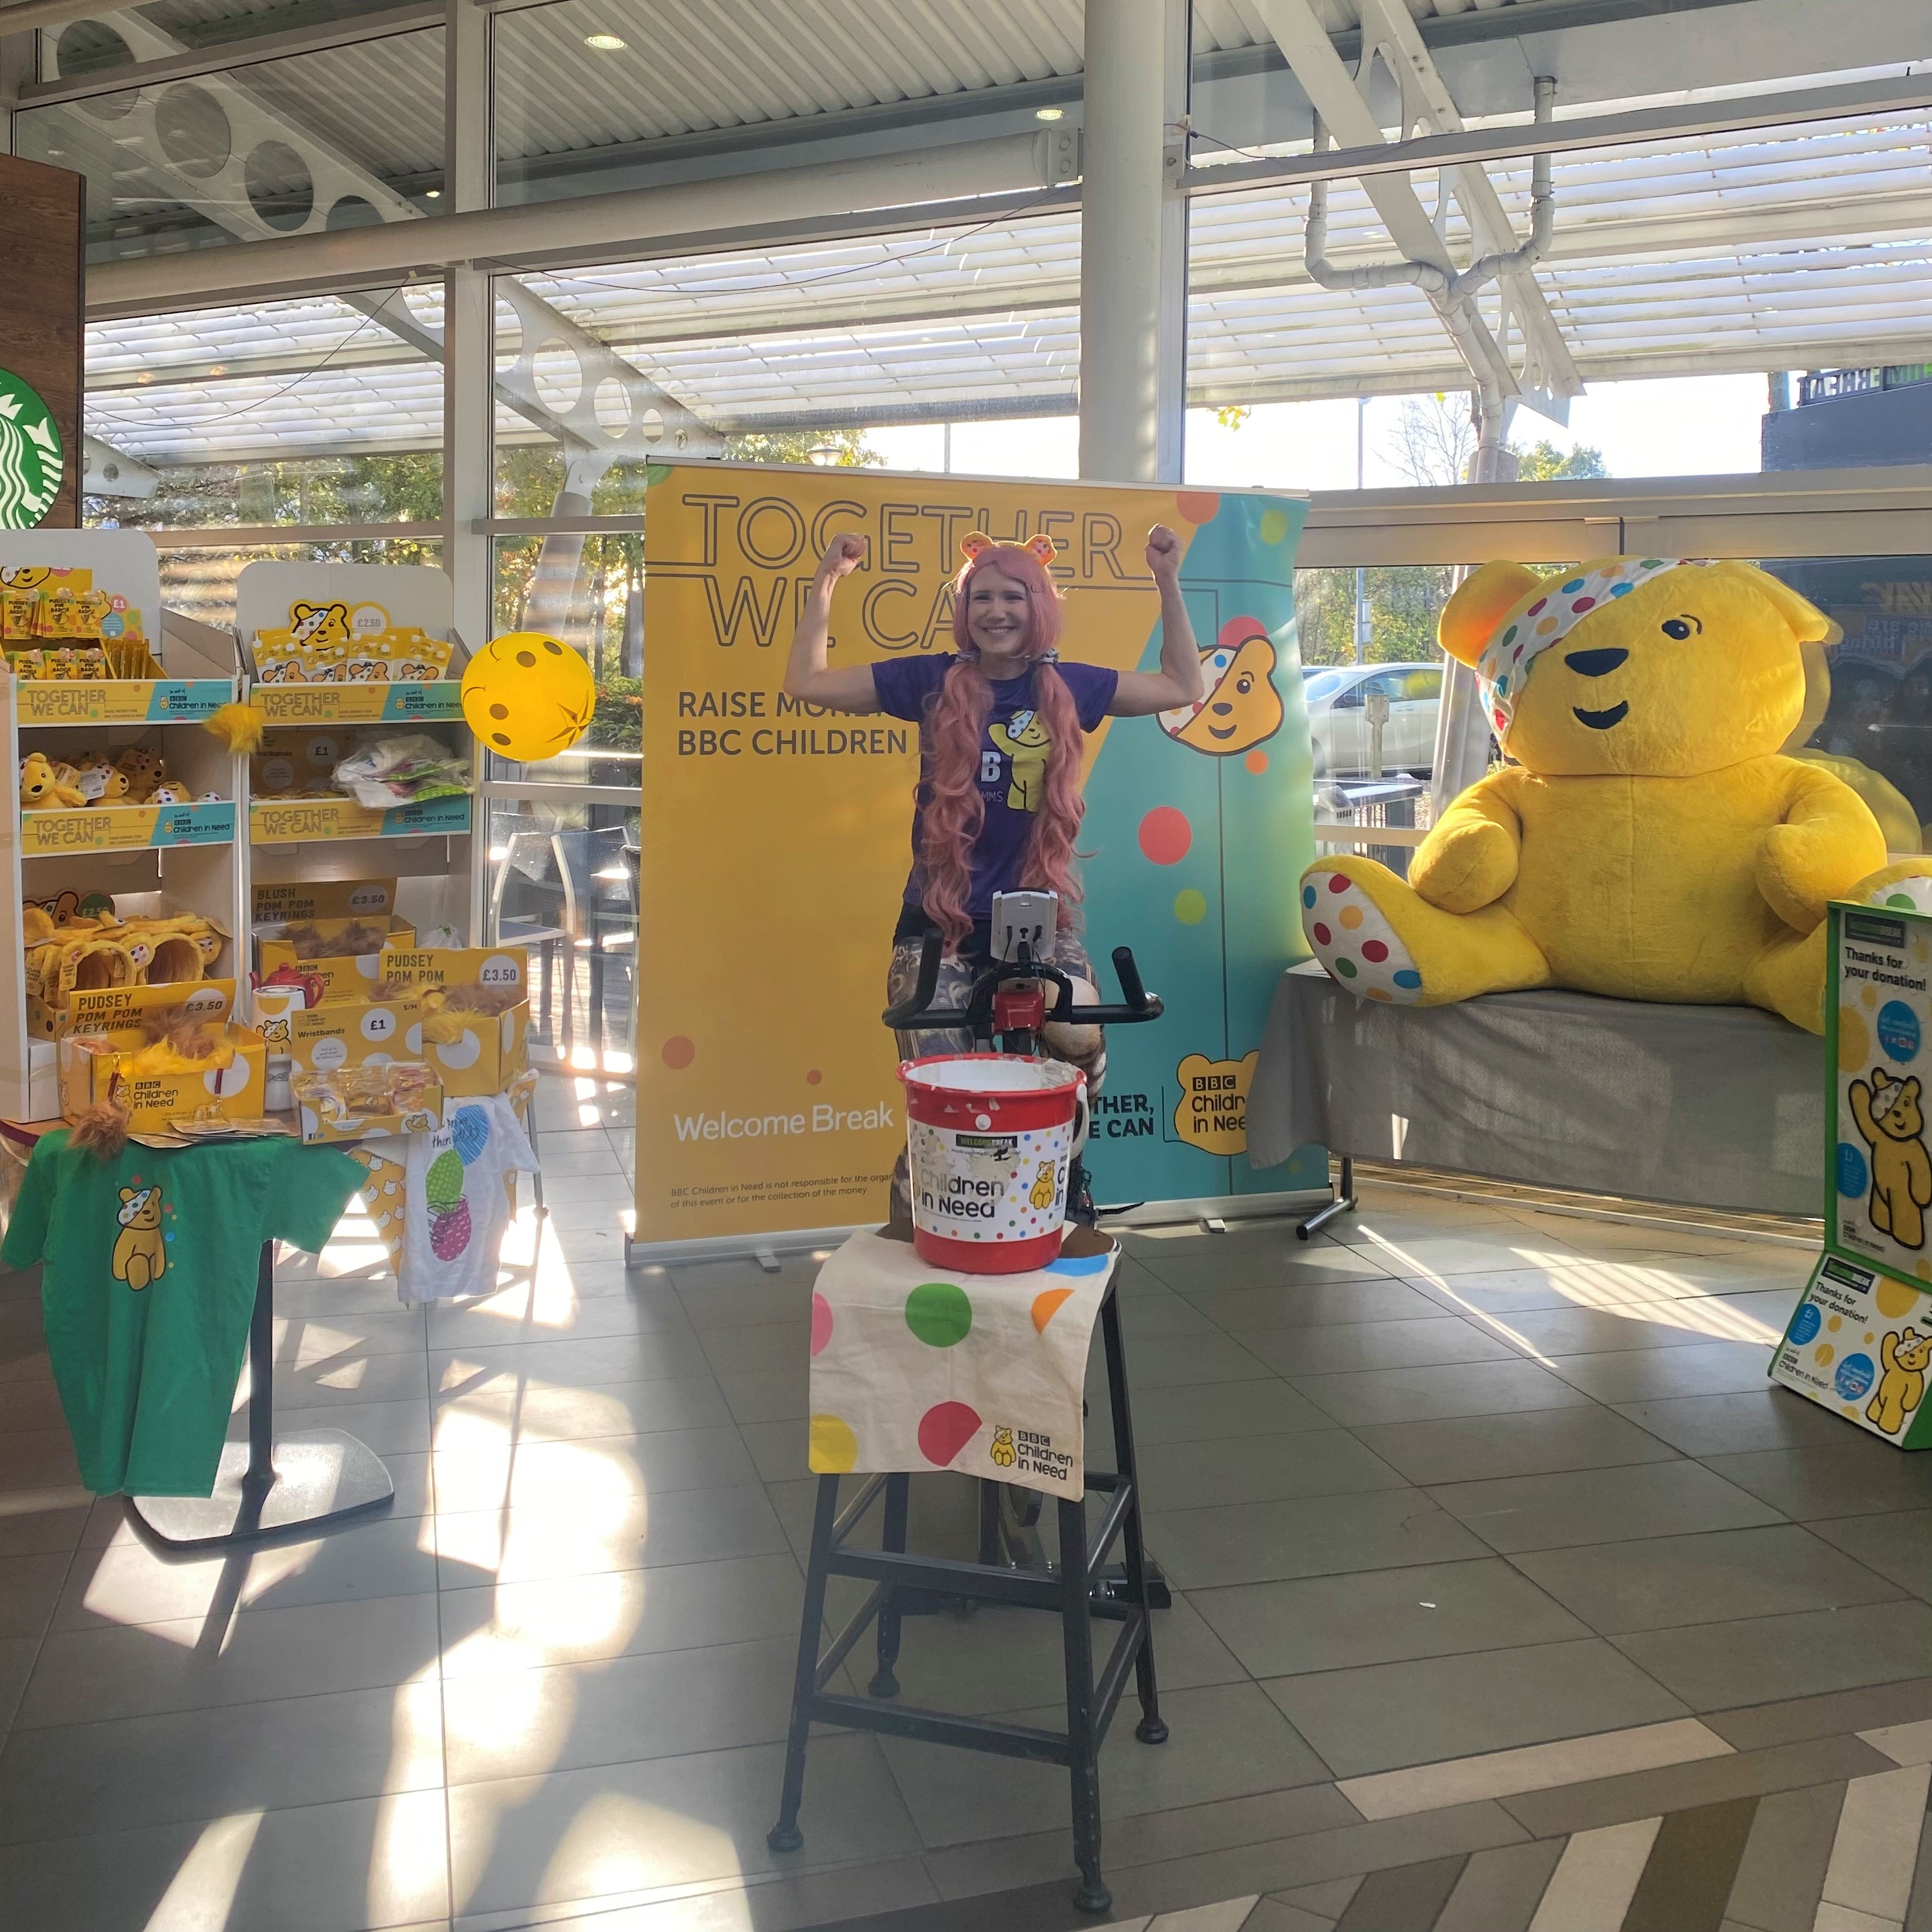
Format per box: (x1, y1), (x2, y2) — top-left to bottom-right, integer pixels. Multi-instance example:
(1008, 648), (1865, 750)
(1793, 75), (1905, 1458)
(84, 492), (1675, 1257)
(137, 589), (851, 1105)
(2, 1090), (1931, 1931)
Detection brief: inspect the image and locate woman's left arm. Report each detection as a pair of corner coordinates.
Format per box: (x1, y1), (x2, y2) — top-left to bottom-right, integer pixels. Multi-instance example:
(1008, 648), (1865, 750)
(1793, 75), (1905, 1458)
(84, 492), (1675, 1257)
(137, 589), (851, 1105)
(1109, 525), (1204, 716)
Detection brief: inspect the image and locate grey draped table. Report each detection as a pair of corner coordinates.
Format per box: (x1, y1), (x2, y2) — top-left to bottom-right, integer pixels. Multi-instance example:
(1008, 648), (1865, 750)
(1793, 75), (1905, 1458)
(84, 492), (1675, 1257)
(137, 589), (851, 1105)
(1247, 962), (1825, 1217)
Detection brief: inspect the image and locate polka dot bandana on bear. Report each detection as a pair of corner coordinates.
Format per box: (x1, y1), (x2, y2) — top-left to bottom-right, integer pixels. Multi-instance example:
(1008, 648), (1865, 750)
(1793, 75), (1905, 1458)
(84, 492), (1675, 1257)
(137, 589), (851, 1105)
(1477, 558), (1697, 740)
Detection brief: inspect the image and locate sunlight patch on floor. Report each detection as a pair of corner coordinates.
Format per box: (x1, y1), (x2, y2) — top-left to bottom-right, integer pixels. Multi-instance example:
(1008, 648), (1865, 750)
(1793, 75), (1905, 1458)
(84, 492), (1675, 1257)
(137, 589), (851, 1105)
(140, 1811), (263, 1931)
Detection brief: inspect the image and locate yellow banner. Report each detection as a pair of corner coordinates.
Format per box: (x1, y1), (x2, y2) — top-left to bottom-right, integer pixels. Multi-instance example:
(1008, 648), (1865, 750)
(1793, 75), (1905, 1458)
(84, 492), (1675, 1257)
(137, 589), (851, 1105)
(634, 463), (1291, 1244)
(21, 800), (234, 853)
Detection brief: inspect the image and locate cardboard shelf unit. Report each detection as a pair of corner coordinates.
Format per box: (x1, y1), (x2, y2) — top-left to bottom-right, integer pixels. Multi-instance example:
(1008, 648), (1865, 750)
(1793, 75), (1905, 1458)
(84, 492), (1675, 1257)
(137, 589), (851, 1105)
(236, 562), (485, 961)
(0, 531), (248, 1120)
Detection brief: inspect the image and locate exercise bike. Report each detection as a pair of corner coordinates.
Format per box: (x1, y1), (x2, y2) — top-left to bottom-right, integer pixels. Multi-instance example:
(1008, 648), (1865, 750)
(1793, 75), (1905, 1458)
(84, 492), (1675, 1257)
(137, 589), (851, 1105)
(883, 891), (1172, 1608)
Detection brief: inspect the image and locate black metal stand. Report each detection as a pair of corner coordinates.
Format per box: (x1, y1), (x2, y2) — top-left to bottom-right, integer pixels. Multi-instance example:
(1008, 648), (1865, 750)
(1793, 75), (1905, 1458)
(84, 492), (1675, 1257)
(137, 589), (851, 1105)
(768, 1285), (1165, 1914)
(1297, 1152), (1357, 1240)
(126, 1242), (394, 1550)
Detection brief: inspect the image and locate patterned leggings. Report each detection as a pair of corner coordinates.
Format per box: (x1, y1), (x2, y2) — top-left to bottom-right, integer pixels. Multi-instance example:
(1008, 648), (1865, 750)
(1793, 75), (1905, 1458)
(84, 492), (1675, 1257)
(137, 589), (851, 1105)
(884, 932), (1107, 1223)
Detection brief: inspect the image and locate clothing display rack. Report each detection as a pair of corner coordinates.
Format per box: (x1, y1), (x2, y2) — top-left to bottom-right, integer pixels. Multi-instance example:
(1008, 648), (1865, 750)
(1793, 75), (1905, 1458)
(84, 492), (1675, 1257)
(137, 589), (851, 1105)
(126, 1240), (392, 1550)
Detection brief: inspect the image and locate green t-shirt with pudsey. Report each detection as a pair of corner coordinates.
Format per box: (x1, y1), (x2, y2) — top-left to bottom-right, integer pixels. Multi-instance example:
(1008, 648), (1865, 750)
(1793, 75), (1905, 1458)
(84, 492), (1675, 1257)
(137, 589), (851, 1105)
(3, 1130), (365, 1496)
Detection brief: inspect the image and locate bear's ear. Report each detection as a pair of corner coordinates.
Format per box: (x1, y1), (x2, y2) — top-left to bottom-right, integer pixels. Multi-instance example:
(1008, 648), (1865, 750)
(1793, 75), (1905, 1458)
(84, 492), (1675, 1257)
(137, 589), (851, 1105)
(1909, 1079), (1922, 1100)
(1439, 561), (1545, 666)
(1708, 561), (1842, 647)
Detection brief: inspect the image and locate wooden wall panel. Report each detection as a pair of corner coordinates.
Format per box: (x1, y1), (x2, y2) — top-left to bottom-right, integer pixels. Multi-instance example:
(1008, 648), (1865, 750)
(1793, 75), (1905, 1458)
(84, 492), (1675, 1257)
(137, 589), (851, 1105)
(0, 155), (84, 529)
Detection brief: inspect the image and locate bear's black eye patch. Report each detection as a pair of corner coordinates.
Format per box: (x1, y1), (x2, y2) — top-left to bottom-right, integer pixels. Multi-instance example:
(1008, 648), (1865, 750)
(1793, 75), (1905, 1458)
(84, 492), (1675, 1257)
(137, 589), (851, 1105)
(1660, 616), (1700, 641)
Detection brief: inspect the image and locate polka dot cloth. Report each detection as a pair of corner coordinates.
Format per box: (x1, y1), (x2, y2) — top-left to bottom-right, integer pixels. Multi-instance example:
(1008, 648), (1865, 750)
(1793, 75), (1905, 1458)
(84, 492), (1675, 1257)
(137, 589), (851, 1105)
(1477, 559), (1692, 740)
(806, 1229), (1120, 1499)
(1300, 871), (1426, 1003)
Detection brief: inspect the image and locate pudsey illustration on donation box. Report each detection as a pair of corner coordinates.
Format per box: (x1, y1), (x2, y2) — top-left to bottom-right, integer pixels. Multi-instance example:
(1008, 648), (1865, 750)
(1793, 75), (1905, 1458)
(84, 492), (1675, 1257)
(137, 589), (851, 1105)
(1301, 555), (1932, 1032)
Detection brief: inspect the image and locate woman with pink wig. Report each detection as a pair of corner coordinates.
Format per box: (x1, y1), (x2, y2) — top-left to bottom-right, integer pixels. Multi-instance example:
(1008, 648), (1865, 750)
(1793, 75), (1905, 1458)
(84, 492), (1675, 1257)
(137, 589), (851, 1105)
(785, 523), (1203, 1221)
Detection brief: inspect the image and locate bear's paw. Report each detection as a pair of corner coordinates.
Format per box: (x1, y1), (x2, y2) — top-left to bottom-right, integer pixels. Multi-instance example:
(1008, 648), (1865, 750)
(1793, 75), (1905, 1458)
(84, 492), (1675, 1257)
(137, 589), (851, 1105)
(1301, 872), (1426, 1005)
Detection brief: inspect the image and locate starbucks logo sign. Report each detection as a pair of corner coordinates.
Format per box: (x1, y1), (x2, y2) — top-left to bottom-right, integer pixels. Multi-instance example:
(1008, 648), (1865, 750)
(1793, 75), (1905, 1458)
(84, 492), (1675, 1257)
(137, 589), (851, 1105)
(0, 369), (63, 530)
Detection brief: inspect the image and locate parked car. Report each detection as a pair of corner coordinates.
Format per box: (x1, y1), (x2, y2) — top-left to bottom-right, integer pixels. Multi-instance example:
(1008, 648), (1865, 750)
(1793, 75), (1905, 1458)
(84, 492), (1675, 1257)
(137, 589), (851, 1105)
(1303, 662), (1443, 777)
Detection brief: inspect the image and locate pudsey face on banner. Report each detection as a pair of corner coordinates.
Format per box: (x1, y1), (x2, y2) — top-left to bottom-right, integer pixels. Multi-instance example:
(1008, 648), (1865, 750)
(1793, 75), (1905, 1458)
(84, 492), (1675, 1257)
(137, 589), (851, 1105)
(1159, 627), (1284, 756)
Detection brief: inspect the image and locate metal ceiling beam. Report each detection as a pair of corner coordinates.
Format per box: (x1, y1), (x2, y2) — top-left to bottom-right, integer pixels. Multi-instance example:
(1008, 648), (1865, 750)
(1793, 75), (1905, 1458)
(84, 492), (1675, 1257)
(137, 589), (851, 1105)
(1189, 69), (1932, 198)
(16, 2), (443, 106)
(1250, 0), (1550, 426)
(84, 174), (1932, 394)
(83, 130), (1051, 315)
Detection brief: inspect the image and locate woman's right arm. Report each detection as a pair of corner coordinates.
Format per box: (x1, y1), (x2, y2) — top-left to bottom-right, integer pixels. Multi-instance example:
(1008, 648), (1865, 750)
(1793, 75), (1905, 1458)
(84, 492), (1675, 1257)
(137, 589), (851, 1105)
(783, 534), (882, 713)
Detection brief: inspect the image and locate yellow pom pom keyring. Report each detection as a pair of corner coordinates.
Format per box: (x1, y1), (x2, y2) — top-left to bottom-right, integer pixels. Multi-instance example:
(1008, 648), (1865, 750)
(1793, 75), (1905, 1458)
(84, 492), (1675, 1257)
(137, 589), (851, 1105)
(461, 632), (597, 764)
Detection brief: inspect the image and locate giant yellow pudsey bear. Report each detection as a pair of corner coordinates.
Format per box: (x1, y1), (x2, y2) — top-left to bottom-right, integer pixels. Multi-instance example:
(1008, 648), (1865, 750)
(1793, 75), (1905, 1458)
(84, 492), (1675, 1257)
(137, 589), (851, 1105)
(1300, 556), (1932, 1034)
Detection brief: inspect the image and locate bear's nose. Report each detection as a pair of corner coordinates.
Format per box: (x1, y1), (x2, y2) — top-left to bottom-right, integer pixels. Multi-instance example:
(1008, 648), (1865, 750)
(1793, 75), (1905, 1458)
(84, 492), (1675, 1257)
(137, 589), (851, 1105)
(1211, 701), (1233, 715)
(1565, 647), (1628, 677)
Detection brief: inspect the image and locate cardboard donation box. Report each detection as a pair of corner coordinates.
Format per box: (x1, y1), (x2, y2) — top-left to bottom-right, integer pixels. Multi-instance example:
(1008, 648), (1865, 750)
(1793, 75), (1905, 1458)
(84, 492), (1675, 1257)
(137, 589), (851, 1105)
(291, 1064), (443, 1143)
(1775, 901), (1932, 1447)
(255, 916), (415, 1001)
(251, 878), (397, 926)
(26, 903), (231, 1040)
(288, 997), (426, 1079)
(373, 948), (529, 1097)
(59, 982), (265, 1131)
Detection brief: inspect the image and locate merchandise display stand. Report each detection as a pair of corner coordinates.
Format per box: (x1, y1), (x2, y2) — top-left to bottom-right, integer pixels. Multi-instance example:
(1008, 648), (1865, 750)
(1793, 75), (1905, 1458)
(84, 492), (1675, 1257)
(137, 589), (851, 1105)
(238, 561), (486, 959)
(0, 530), (247, 1121)
(128, 1238), (394, 1550)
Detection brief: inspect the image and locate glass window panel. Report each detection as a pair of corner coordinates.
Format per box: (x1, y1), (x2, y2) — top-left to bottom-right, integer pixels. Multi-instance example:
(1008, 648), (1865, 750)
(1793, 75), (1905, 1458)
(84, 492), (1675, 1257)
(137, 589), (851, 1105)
(39, 2), (415, 81)
(1777, 558), (1932, 855)
(1186, 105), (1932, 481)
(84, 292), (444, 527)
(17, 28), (445, 264)
(489, 535), (640, 784)
(153, 536), (443, 631)
(485, 797), (639, 1076)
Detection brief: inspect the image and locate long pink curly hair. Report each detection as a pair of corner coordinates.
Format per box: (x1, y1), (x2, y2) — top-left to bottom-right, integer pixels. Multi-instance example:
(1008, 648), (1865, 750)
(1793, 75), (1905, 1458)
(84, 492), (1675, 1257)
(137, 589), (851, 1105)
(919, 543), (1087, 950)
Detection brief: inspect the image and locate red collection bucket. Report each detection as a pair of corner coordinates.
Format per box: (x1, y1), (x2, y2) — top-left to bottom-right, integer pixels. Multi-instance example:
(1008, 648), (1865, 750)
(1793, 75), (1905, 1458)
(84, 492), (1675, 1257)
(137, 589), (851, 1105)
(899, 1053), (1085, 1273)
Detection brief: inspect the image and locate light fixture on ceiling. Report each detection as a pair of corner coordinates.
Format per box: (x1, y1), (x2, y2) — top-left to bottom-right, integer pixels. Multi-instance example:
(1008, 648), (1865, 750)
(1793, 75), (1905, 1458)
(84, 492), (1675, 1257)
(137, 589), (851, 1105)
(1035, 106), (1064, 122)
(585, 33), (626, 50)
(424, 188), (441, 198)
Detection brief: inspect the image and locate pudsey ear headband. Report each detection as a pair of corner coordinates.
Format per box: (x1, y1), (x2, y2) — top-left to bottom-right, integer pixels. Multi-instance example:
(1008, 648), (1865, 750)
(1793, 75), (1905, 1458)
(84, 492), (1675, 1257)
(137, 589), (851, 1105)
(961, 531), (1058, 566)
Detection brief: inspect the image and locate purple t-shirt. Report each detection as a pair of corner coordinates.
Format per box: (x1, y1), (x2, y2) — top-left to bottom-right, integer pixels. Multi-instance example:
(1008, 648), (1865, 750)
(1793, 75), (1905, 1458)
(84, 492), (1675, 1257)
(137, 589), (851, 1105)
(872, 654), (1119, 918)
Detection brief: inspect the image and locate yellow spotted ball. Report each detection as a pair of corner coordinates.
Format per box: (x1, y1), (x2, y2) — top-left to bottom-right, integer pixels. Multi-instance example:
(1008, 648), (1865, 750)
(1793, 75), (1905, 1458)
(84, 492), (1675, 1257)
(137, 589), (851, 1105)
(1813, 1344), (1834, 1366)
(1174, 888), (1207, 925)
(462, 631), (597, 763)
(1259, 508), (1290, 547)
(1862, 983), (1878, 1010)
(1828, 1315), (1842, 1331)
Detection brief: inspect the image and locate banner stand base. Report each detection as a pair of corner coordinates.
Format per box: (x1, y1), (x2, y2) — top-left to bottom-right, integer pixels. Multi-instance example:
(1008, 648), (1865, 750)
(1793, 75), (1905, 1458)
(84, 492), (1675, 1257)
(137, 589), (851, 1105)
(621, 1189), (1333, 1270)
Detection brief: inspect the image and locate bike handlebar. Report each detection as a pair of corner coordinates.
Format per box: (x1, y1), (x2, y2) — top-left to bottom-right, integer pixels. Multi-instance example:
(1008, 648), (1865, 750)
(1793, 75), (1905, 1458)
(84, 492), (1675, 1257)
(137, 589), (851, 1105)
(882, 932), (1163, 1031)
